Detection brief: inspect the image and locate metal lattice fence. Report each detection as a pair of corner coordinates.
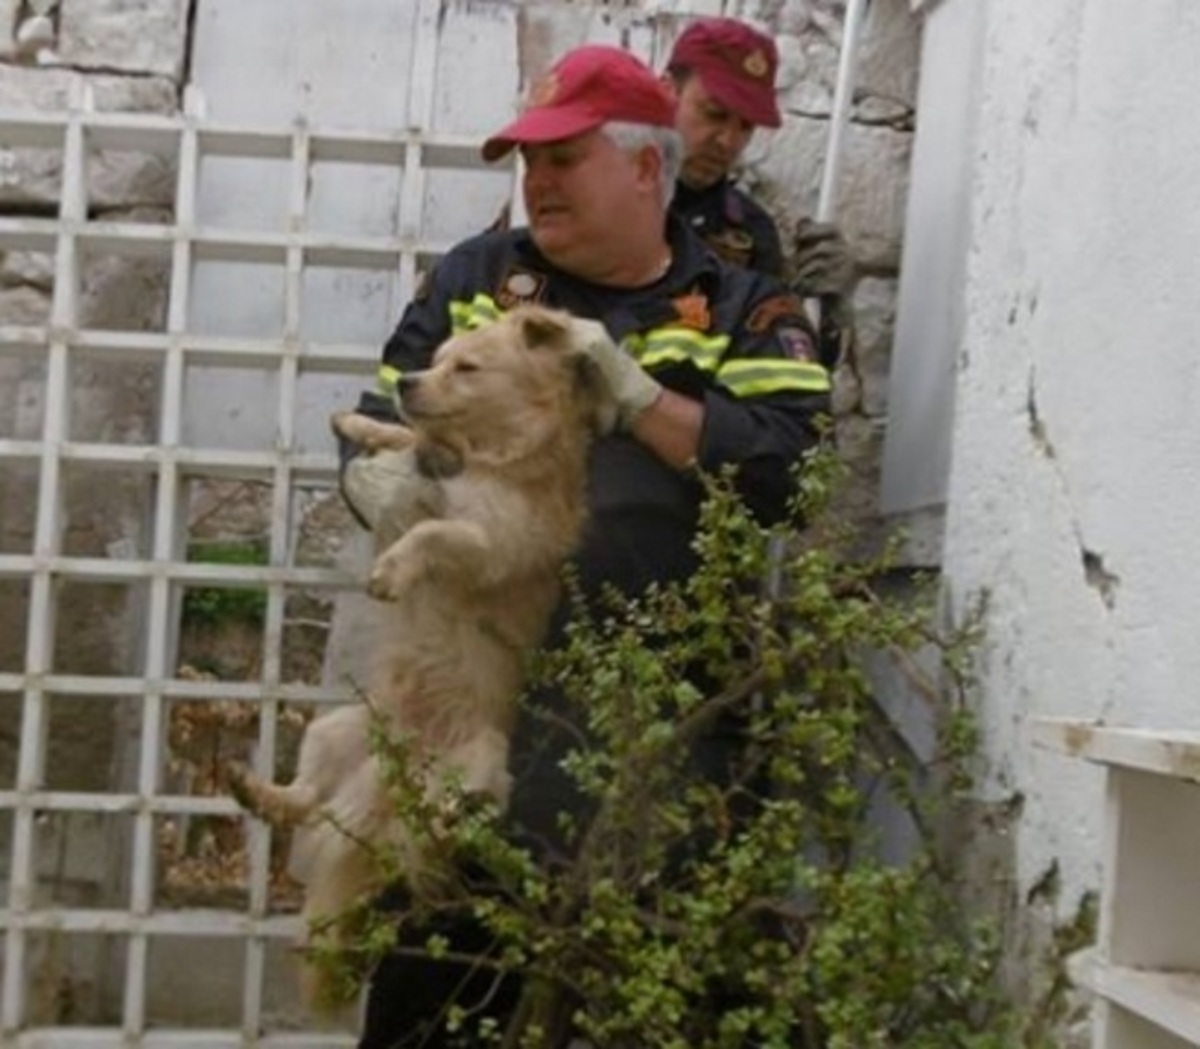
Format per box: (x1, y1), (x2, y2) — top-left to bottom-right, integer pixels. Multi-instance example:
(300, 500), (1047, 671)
(0, 83), (511, 1045)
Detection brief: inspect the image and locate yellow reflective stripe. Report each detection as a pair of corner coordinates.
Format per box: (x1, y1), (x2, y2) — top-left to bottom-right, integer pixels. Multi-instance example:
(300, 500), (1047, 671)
(716, 357), (832, 397)
(448, 293), (502, 334)
(377, 364), (401, 393)
(626, 327), (729, 374)
(382, 296), (502, 391)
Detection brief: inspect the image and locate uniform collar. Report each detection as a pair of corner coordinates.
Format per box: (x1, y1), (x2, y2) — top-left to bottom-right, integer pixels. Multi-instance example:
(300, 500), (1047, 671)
(510, 215), (718, 294)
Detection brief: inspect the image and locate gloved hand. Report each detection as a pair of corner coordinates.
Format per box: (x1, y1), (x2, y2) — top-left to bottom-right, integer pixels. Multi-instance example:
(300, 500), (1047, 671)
(790, 218), (857, 299)
(341, 447), (445, 549)
(569, 318), (663, 429)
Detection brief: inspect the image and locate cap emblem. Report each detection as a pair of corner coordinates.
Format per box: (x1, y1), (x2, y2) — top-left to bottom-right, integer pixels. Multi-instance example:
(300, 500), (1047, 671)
(527, 71), (560, 108)
(742, 49), (769, 79)
(506, 272), (539, 297)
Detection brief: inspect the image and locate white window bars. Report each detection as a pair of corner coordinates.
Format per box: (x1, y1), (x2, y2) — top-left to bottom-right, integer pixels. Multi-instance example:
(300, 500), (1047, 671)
(0, 89), (509, 1045)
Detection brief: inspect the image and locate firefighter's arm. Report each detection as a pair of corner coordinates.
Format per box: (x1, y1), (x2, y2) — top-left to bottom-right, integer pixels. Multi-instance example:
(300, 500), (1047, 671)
(695, 289), (833, 524)
(629, 390), (703, 470)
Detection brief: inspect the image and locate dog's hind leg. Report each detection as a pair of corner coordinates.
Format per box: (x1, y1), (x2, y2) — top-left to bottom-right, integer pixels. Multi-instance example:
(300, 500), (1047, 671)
(231, 704), (373, 827)
(436, 726), (514, 810)
(295, 829), (381, 1012)
(230, 767), (320, 826)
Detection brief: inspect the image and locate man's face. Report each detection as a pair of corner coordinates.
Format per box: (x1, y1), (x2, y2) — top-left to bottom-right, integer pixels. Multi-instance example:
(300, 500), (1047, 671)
(521, 130), (653, 269)
(674, 74), (756, 190)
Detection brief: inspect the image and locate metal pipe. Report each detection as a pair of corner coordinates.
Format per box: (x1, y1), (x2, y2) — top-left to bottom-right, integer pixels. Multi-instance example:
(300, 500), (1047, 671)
(817, 0), (872, 223)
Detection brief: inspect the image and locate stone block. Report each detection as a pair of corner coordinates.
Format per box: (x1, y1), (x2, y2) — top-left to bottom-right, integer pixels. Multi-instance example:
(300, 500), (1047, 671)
(58, 0), (187, 80)
(857, 0), (922, 112)
(852, 276), (898, 418)
(0, 67), (178, 209)
(751, 117), (912, 273)
(0, 282), (52, 325)
(769, 0), (920, 118)
(0, 65), (177, 112)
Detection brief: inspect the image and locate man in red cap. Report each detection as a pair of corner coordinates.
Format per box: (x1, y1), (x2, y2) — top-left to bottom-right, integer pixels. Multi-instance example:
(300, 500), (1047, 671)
(666, 16), (786, 274)
(665, 17), (857, 367)
(339, 42), (830, 1049)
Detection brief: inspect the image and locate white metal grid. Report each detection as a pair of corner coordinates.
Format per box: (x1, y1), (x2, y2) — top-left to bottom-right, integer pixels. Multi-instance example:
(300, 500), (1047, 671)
(0, 74), (511, 1043)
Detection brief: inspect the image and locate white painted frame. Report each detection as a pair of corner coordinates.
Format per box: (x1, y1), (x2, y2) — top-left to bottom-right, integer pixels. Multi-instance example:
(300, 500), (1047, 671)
(1035, 720), (1200, 1049)
(0, 90), (503, 1045)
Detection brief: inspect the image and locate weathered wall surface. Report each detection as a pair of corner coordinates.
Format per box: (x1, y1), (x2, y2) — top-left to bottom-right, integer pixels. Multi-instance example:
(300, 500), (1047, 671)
(931, 0), (1200, 1022)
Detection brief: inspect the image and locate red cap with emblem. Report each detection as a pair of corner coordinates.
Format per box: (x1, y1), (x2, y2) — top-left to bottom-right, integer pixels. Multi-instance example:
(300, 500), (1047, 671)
(482, 45), (677, 162)
(668, 17), (782, 129)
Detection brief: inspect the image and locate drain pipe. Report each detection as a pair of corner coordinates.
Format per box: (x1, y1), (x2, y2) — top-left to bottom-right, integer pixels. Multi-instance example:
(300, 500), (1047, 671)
(817, 0), (873, 223)
(772, 0), (874, 600)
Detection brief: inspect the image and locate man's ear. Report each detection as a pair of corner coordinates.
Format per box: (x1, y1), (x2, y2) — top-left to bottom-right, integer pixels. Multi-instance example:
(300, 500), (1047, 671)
(634, 143), (665, 197)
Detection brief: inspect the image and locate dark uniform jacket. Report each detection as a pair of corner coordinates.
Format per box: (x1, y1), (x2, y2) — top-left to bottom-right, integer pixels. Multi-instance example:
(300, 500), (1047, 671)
(671, 177), (784, 277)
(350, 216), (829, 856)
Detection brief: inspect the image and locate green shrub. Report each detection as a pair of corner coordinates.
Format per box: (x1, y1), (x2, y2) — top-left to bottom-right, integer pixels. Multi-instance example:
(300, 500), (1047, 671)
(312, 450), (1024, 1047)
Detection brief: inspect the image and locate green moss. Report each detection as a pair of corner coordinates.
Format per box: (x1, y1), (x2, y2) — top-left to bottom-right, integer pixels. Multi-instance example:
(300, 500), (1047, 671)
(181, 538), (268, 627)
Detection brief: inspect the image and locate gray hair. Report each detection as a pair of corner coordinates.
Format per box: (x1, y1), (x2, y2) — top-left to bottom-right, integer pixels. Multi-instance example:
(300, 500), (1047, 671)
(600, 120), (682, 210)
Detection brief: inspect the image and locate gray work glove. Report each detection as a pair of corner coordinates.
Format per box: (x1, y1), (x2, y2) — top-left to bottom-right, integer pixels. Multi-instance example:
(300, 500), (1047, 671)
(569, 318), (663, 429)
(341, 447), (446, 549)
(791, 218), (857, 299)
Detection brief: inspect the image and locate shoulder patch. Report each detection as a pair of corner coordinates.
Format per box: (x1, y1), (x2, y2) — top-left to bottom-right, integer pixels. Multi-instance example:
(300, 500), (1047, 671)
(495, 266), (547, 310)
(776, 324), (818, 363)
(671, 292), (712, 331)
(747, 293), (807, 333)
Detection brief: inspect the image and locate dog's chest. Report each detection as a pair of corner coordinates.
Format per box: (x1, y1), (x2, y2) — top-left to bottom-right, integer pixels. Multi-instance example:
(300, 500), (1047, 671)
(441, 474), (533, 534)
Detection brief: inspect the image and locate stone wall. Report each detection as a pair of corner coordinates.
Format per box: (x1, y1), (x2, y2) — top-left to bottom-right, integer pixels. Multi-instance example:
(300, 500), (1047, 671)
(743, 0), (918, 531)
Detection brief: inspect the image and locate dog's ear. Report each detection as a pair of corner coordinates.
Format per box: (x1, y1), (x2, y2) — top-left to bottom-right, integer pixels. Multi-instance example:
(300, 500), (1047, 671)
(572, 354), (620, 435)
(513, 306), (571, 349)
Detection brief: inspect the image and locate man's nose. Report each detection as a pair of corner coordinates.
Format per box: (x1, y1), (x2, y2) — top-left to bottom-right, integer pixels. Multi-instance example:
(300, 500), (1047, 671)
(714, 124), (740, 151)
(523, 156), (552, 190)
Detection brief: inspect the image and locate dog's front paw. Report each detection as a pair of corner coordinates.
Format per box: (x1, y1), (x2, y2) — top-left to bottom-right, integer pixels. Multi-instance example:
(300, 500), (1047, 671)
(229, 763), (262, 816)
(367, 553), (419, 602)
(329, 410), (362, 442)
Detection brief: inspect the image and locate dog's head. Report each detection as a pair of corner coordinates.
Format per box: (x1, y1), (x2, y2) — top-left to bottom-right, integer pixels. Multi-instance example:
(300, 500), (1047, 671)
(395, 306), (619, 464)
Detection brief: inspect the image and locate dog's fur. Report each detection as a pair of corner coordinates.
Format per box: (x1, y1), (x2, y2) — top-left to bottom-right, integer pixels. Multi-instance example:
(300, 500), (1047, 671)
(231, 306), (616, 1006)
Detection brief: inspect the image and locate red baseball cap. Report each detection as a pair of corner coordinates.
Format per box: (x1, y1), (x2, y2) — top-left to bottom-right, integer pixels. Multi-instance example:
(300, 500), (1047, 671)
(668, 17), (782, 129)
(482, 45), (677, 162)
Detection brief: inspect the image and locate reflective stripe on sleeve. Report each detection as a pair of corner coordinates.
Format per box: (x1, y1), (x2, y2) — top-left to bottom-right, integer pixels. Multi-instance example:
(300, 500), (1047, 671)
(715, 357), (832, 397)
(377, 364), (401, 393)
(448, 294), (502, 333)
(625, 327), (729, 375)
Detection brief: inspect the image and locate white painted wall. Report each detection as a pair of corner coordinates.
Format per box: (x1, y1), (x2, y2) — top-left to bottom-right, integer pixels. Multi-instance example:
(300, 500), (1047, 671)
(927, 0), (1200, 908)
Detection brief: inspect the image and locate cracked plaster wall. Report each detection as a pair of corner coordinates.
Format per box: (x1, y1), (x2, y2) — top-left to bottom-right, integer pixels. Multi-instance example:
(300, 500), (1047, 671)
(940, 0), (1200, 939)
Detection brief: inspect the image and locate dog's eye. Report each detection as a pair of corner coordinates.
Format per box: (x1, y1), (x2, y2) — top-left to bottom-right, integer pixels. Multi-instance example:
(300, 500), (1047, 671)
(455, 361), (481, 373)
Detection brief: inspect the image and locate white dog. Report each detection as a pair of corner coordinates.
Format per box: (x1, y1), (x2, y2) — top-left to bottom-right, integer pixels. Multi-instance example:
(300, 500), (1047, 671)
(232, 306), (615, 1007)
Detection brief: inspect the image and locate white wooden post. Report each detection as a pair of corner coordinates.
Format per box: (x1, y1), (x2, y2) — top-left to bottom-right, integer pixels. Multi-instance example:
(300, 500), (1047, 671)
(1034, 720), (1200, 1049)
